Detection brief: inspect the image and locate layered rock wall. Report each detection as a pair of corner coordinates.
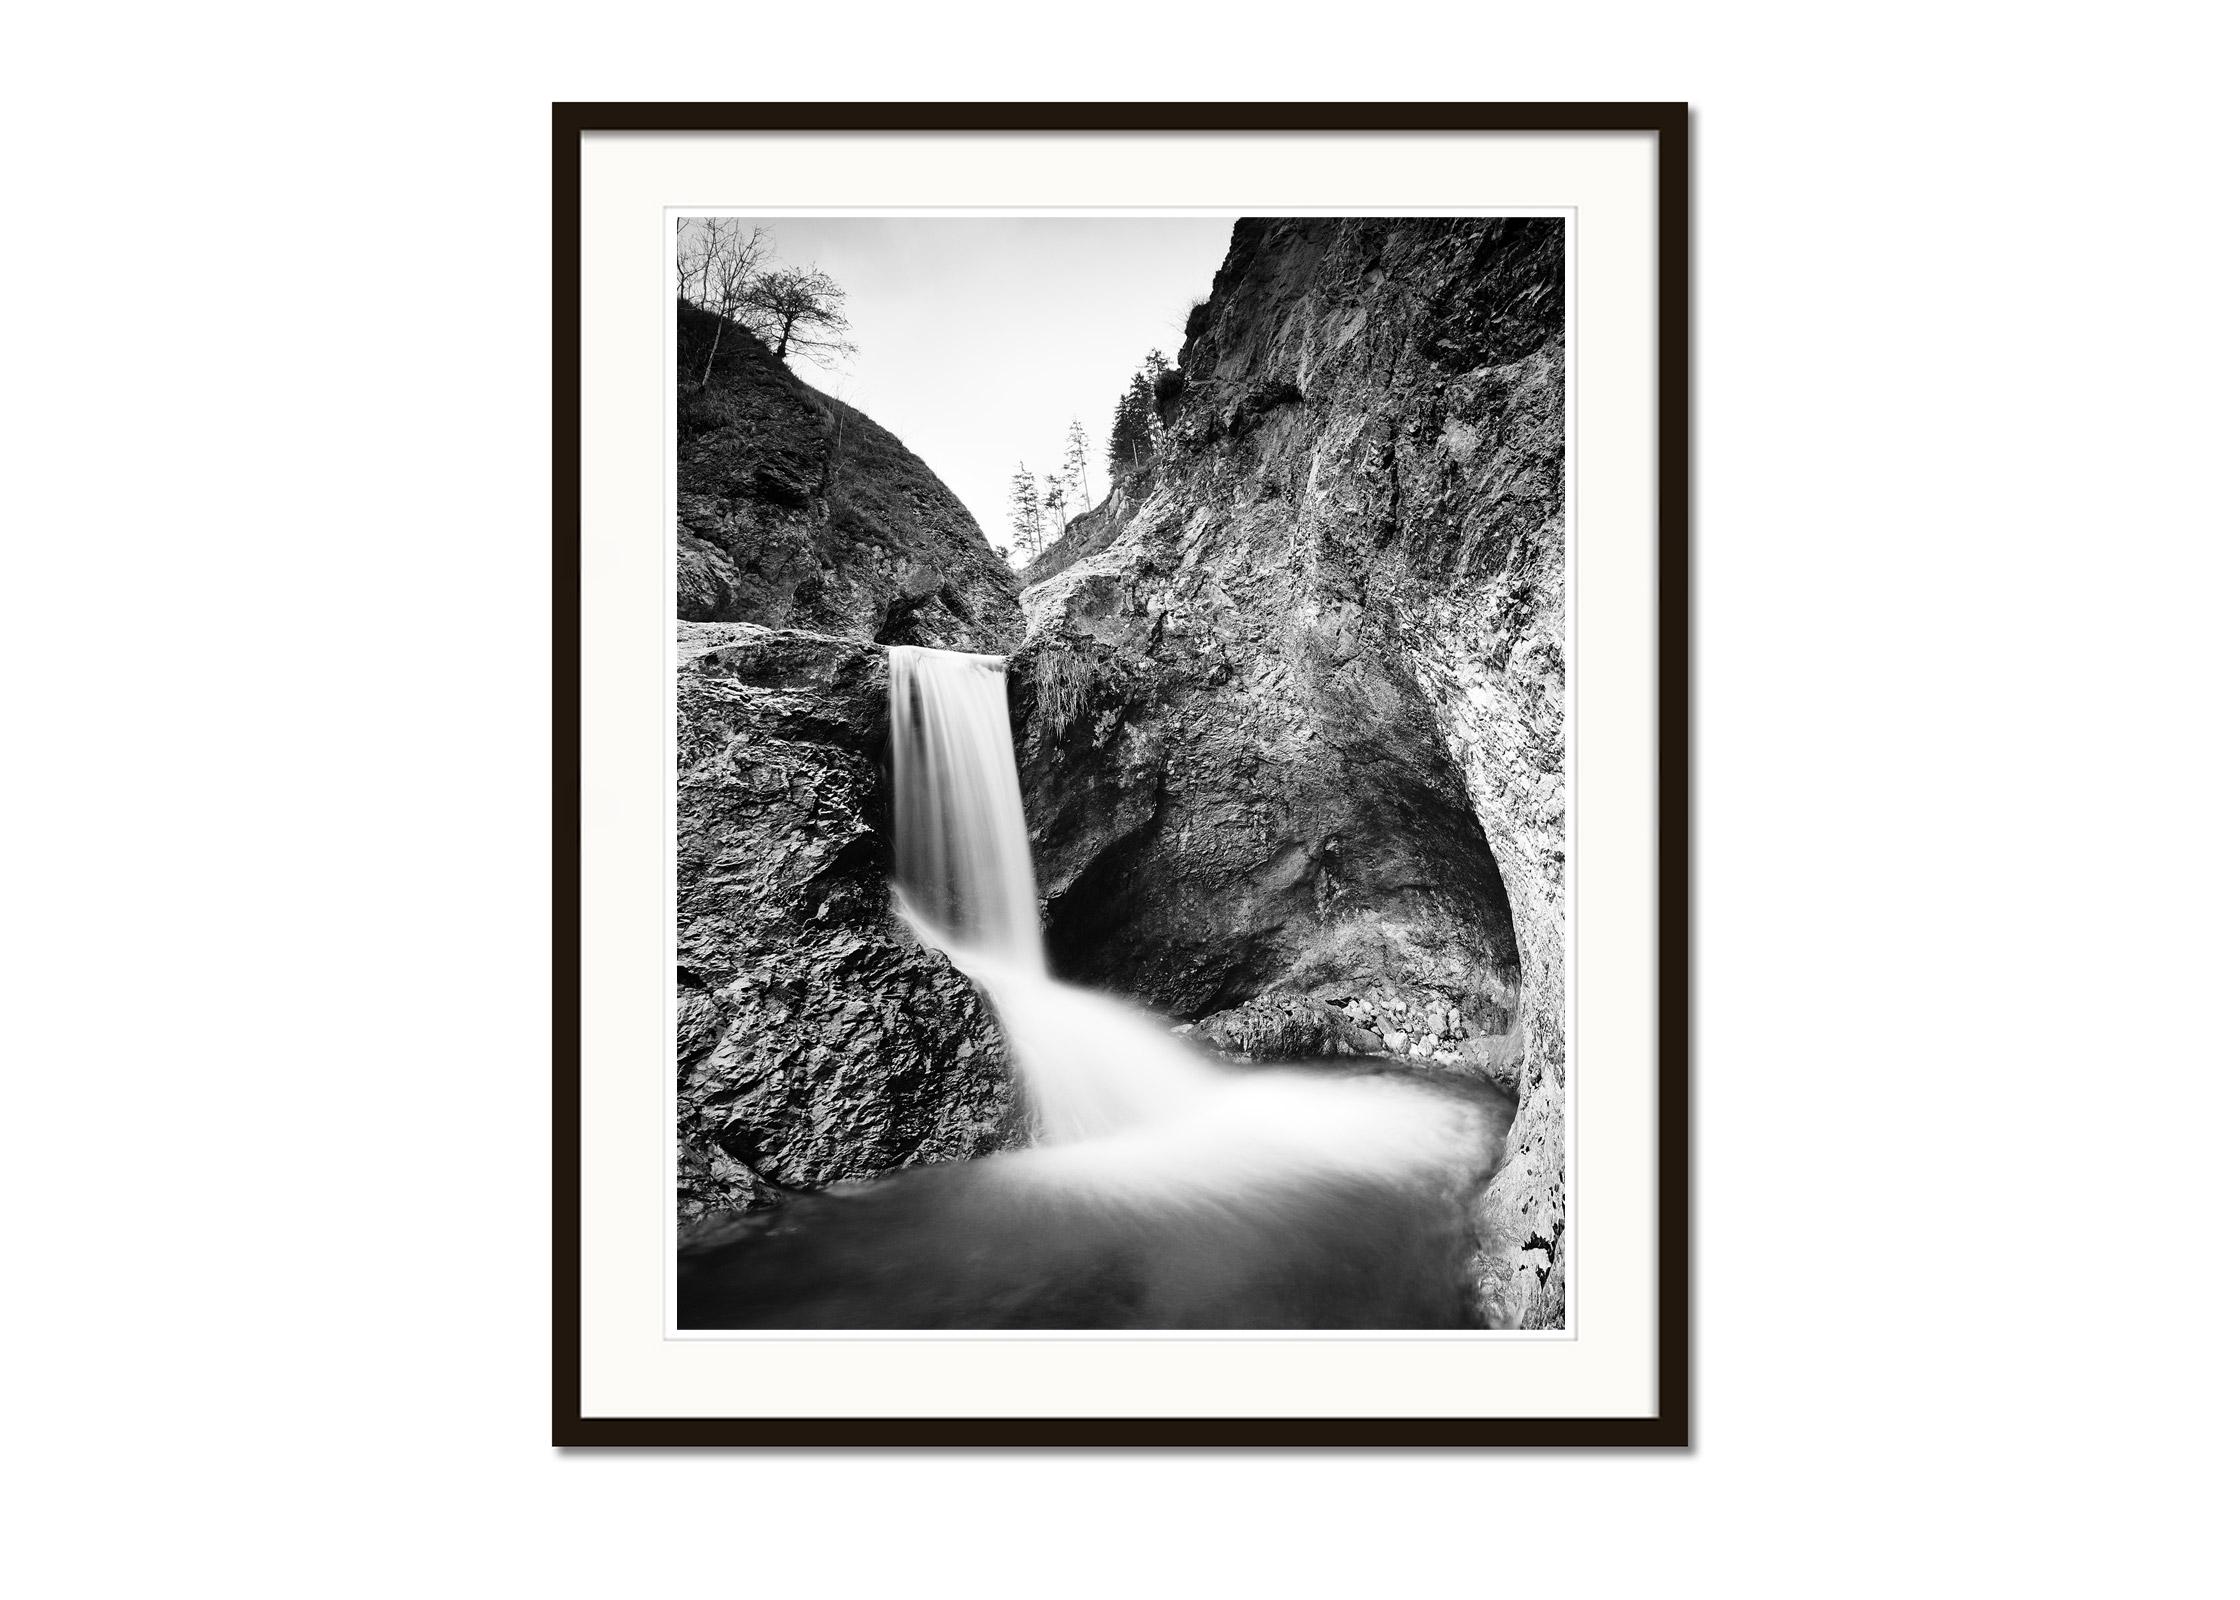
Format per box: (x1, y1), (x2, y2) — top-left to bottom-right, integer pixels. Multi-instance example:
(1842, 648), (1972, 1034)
(674, 310), (1026, 1220)
(1013, 218), (1568, 1325)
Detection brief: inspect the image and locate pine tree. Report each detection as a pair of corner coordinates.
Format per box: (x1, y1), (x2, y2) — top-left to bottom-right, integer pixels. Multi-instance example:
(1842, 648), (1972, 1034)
(1043, 474), (1070, 544)
(1108, 372), (1153, 474)
(1107, 350), (1175, 476)
(1007, 464), (1044, 562)
(1107, 389), (1141, 477)
(1063, 417), (1092, 511)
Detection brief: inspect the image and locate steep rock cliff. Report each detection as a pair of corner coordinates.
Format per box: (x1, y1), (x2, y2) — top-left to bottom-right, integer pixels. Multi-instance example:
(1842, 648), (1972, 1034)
(677, 625), (1024, 1220)
(678, 302), (1021, 650)
(1012, 218), (1568, 1327)
(674, 315), (1026, 1220)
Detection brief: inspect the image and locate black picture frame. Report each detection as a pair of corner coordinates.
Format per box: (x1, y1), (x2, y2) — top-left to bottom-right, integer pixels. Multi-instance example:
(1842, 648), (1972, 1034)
(554, 101), (1691, 1448)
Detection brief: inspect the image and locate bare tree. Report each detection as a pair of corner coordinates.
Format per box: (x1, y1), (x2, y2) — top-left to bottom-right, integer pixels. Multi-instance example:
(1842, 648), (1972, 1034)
(743, 265), (855, 367)
(675, 219), (706, 302)
(676, 218), (770, 388)
(698, 222), (769, 386)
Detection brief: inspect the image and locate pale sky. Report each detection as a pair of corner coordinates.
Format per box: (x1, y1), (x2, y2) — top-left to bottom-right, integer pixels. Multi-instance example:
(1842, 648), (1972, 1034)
(715, 217), (1240, 558)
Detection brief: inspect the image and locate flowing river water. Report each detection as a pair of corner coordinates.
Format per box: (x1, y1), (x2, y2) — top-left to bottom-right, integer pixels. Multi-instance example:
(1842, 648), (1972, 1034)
(676, 645), (1512, 1329)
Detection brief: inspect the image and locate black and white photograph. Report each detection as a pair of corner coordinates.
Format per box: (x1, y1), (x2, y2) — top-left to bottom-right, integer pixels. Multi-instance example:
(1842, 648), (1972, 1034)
(21, 13), (2240, 1588)
(668, 214), (1570, 1332)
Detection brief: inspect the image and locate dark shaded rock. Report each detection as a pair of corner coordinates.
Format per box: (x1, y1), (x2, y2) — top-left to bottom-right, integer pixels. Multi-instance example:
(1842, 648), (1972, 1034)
(677, 302), (1020, 652)
(1013, 217), (1568, 1327)
(676, 623), (1025, 1220)
(672, 313), (1030, 1221)
(1008, 496), (1524, 1031)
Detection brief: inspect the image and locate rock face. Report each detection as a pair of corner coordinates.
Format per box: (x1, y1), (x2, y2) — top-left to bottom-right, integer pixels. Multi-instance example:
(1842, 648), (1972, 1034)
(673, 312), (1027, 1222)
(676, 624), (1025, 1219)
(1012, 218), (1568, 1327)
(1021, 480), (1145, 587)
(677, 302), (1021, 650)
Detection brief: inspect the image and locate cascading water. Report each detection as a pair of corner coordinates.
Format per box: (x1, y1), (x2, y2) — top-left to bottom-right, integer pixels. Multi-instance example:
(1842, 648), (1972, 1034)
(886, 642), (1500, 1191)
(887, 644), (1212, 1142)
(886, 646), (1043, 970)
(674, 645), (1510, 1329)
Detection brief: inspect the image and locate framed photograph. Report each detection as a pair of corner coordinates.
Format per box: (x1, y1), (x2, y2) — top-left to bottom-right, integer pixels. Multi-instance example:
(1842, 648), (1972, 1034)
(556, 102), (1689, 1445)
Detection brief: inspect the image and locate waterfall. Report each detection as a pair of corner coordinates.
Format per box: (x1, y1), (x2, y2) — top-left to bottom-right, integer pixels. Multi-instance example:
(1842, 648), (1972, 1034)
(679, 644), (1511, 1328)
(887, 646), (1044, 971)
(886, 644), (1494, 1181)
(888, 644), (1213, 1142)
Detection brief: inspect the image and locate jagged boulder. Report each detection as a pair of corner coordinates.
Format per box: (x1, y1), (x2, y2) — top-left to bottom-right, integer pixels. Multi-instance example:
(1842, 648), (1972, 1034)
(676, 624), (1024, 1219)
(678, 302), (1021, 651)
(1013, 218), (1568, 1326)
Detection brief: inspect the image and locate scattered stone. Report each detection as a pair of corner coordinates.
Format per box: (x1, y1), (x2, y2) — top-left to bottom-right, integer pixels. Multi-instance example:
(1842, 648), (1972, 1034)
(1190, 994), (1385, 1060)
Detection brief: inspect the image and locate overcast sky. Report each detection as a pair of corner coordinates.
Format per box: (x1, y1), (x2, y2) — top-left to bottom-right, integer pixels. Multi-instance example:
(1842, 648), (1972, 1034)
(714, 216), (1239, 558)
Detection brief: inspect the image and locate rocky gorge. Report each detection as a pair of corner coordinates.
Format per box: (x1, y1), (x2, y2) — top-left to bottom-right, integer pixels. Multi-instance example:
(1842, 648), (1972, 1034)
(675, 216), (1568, 1328)
(673, 320), (1026, 1217)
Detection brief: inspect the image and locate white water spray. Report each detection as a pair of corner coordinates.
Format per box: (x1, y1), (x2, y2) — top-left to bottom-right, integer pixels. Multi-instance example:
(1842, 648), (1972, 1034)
(888, 645), (1212, 1141)
(887, 646), (1043, 969)
(676, 643), (1508, 1329)
(885, 643), (1494, 1194)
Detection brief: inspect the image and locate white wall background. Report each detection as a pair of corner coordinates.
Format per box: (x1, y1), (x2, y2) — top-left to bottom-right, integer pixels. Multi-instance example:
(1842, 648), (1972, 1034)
(5, 5), (2233, 1595)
